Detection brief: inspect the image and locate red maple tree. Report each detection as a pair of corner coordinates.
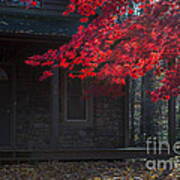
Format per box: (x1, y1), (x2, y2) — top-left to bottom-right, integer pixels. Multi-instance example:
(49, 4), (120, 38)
(25, 0), (180, 102)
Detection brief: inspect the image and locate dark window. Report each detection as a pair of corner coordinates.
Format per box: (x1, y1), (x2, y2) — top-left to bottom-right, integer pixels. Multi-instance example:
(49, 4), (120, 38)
(66, 76), (86, 121)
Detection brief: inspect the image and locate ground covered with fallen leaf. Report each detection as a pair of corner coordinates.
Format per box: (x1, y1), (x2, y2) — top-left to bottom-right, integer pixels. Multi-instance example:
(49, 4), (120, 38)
(0, 159), (180, 179)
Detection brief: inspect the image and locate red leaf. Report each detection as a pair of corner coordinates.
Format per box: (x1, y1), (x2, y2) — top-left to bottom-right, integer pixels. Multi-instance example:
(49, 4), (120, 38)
(31, 1), (37, 6)
(80, 18), (89, 23)
(128, 9), (134, 15)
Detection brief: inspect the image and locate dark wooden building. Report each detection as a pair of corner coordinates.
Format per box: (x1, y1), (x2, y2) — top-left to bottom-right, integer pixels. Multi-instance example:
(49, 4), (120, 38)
(0, 0), (177, 160)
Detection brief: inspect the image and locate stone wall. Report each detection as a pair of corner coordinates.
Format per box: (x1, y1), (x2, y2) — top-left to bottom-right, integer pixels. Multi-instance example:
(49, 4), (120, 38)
(93, 96), (124, 148)
(1, 46), (126, 149)
(15, 58), (51, 149)
(14, 61), (125, 149)
(58, 96), (124, 149)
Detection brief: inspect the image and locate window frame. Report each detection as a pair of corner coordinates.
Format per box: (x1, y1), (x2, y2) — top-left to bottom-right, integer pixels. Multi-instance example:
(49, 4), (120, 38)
(60, 71), (93, 125)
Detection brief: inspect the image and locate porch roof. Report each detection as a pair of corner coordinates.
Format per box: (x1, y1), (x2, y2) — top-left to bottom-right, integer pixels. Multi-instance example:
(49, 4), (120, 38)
(0, 2), (82, 39)
(0, 16), (80, 37)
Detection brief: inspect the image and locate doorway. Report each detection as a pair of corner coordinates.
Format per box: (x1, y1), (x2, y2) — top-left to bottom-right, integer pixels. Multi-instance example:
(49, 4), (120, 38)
(0, 64), (14, 147)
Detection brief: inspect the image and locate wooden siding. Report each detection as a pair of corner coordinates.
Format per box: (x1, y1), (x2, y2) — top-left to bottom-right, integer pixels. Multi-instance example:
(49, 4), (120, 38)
(42, 0), (69, 11)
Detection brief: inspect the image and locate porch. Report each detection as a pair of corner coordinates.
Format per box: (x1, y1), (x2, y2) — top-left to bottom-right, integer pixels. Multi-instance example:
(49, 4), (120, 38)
(0, 32), (178, 161)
